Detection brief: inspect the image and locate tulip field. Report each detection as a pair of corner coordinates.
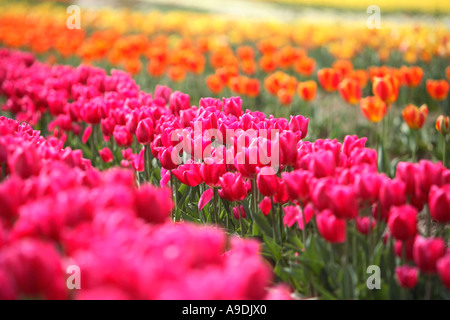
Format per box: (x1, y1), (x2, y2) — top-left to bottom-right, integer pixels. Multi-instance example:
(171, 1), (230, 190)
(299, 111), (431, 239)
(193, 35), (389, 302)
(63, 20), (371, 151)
(0, 0), (449, 300)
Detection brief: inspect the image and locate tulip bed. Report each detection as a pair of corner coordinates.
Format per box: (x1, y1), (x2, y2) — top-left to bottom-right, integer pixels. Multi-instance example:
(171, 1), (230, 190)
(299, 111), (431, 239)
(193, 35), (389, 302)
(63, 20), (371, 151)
(1, 1), (450, 300)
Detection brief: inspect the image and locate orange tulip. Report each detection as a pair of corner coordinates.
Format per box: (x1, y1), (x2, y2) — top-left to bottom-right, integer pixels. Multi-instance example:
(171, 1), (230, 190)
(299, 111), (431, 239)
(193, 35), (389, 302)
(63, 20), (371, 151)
(372, 74), (399, 105)
(338, 78), (362, 105)
(245, 78), (260, 98)
(360, 96), (387, 123)
(332, 60), (353, 78)
(349, 69), (369, 88)
(259, 54), (278, 73)
(297, 80), (317, 102)
(123, 59), (142, 75)
(240, 59), (257, 76)
(294, 56), (315, 77)
(317, 68), (342, 92)
(277, 88), (293, 106)
(400, 66), (423, 88)
(436, 115), (450, 136)
(402, 104), (428, 129)
(426, 80), (449, 101)
(206, 74), (224, 94)
(237, 46), (255, 60)
(167, 65), (186, 82)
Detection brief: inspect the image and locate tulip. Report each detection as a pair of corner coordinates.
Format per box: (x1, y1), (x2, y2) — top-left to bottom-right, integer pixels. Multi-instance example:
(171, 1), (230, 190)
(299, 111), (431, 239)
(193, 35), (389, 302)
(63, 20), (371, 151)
(113, 126), (133, 147)
(171, 161), (203, 187)
(395, 162), (418, 196)
(283, 204), (314, 230)
(82, 126), (92, 144)
(297, 80), (317, 102)
(426, 79), (449, 101)
(289, 115), (309, 139)
(437, 255), (450, 290)
(8, 145), (40, 179)
(387, 205), (417, 240)
(218, 172), (247, 201)
(279, 131), (298, 167)
(436, 115), (450, 136)
(328, 185), (358, 220)
(355, 216), (376, 235)
(338, 78), (361, 105)
(428, 185), (450, 223)
(317, 68), (341, 92)
(316, 209), (346, 244)
(378, 179), (407, 220)
(413, 236), (446, 274)
(136, 119), (153, 145)
(256, 167), (279, 197)
(206, 74), (224, 94)
(400, 66), (423, 88)
(277, 88), (293, 106)
(372, 74), (399, 104)
(154, 85), (171, 104)
(401, 104), (428, 130)
(232, 205), (246, 220)
(395, 266), (419, 289)
(294, 56), (315, 76)
(360, 96), (387, 123)
(200, 157), (227, 187)
(99, 147), (113, 163)
(223, 97), (243, 117)
(354, 172), (382, 203)
(258, 197), (272, 216)
(281, 170), (313, 203)
(169, 91), (190, 115)
(159, 146), (179, 171)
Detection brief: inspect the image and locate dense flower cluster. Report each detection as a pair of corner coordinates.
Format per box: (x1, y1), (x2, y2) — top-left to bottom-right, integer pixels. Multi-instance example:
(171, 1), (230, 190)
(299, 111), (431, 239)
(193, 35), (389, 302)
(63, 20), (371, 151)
(0, 116), (291, 300)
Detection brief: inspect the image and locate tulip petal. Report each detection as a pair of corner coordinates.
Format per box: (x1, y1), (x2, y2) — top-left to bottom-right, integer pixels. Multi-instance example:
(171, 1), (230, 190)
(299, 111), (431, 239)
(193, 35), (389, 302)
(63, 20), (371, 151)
(198, 188), (214, 211)
(160, 168), (171, 188)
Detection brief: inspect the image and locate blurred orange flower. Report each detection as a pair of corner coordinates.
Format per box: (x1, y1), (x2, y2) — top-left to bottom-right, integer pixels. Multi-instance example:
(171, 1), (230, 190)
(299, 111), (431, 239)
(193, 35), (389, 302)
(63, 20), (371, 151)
(338, 78), (362, 105)
(436, 115), (450, 136)
(317, 68), (341, 92)
(372, 74), (399, 105)
(297, 80), (317, 102)
(400, 66), (424, 88)
(360, 96), (387, 123)
(426, 79), (449, 101)
(402, 104), (428, 129)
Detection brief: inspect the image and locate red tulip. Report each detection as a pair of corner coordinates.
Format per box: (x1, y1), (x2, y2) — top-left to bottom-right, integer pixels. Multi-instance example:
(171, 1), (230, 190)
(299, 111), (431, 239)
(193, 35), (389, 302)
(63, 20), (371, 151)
(279, 131), (298, 167)
(257, 166), (279, 197)
(289, 115), (309, 139)
(223, 96), (243, 117)
(437, 255), (450, 290)
(82, 126), (92, 144)
(329, 185), (358, 220)
(218, 172), (247, 201)
(413, 236), (446, 274)
(379, 179), (407, 220)
(113, 126), (133, 147)
(281, 170), (313, 203)
(355, 216), (376, 235)
(232, 205), (246, 220)
(428, 185), (450, 223)
(99, 147), (113, 163)
(387, 205), (417, 240)
(283, 204), (314, 230)
(8, 144), (40, 179)
(200, 157), (227, 187)
(426, 79), (449, 101)
(259, 197), (272, 216)
(171, 161), (203, 187)
(316, 209), (346, 244)
(395, 162), (418, 196)
(395, 266), (419, 289)
(136, 119), (154, 145)
(354, 172), (382, 203)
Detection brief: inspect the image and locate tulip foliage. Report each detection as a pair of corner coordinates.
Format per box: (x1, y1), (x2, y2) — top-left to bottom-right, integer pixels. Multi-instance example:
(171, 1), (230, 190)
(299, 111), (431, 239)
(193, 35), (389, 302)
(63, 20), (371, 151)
(1, 48), (450, 300)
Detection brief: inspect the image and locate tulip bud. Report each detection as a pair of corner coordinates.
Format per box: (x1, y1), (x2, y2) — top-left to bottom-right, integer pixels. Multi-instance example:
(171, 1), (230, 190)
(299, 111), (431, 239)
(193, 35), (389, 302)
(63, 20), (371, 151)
(136, 119), (154, 145)
(257, 167), (280, 197)
(428, 185), (450, 223)
(218, 172), (247, 202)
(316, 209), (346, 244)
(232, 205), (246, 220)
(437, 255), (450, 290)
(435, 115), (450, 136)
(387, 205), (417, 240)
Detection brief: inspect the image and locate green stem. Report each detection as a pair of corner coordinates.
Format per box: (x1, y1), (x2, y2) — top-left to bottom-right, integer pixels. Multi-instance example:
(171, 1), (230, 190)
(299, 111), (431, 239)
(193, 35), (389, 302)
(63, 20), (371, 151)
(411, 129), (417, 162)
(301, 204), (307, 245)
(213, 187), (219, 225)
(443, 137), (447, 167)
(271, 197), (276, 241)
(197, 187), (206, 224)
(425, 276), (432, 300)
(239, 203), (244, 237)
